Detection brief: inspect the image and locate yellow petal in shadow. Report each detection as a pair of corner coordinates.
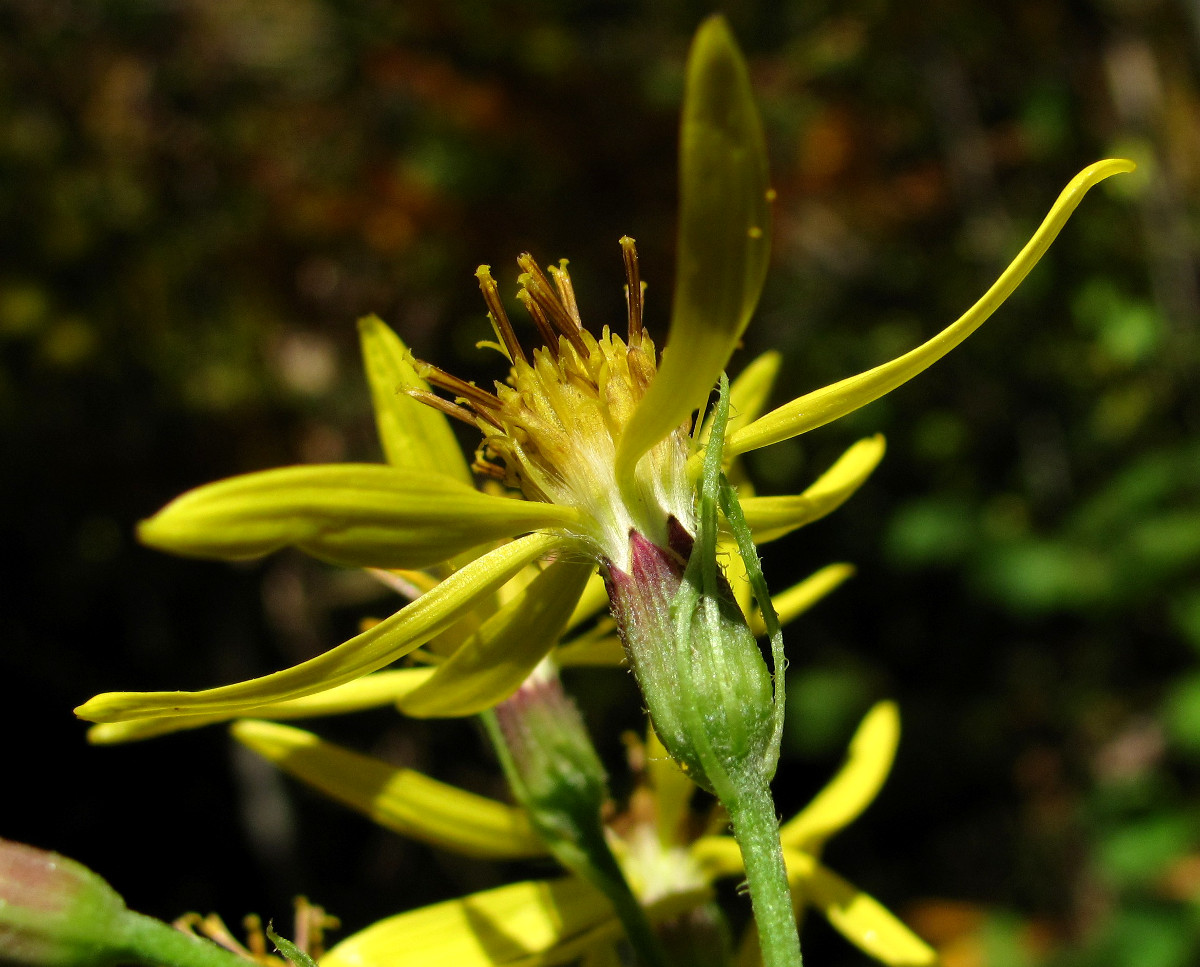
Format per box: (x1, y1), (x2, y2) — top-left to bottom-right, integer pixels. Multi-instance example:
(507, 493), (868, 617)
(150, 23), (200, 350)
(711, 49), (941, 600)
(231, 720), (545, 860)
(321, 876), (710, 967)
(552, 632), (625, 668)
(358, 315), (473, 485)
(138, 464), (579, 570)
(727, 159), (1136, 457)
(747, 563), (856, 638)
(689, 835), (745, 879)
(646, 727), (697, 848)
(786, 850), (937, 967)
(76, 533), (566, 724)
(740, 436), (886, 544)
(780, 701), (900, 851)
(395, 560), (593, 718)
(616, 15), (771, 485)
(564, 570), (608, 632)
(694, 350), (783, 455)
(86, 669), (435, 744)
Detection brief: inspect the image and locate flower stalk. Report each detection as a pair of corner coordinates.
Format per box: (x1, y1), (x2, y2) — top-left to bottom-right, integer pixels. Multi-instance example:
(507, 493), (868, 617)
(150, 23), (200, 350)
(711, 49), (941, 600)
(482, 663), (670, 967)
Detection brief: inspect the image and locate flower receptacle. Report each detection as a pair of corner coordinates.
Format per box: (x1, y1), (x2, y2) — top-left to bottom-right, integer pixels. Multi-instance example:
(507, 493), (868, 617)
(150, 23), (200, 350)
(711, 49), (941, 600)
(605, 527), (776, 797)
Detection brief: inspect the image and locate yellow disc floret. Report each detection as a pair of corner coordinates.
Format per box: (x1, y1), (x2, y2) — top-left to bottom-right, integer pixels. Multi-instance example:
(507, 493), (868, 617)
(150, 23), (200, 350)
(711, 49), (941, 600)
(408, 240), (695, 571)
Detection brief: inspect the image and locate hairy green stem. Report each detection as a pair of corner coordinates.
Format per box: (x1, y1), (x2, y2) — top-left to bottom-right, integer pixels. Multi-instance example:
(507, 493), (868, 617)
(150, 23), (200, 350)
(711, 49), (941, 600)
(722, 779), (802, 967)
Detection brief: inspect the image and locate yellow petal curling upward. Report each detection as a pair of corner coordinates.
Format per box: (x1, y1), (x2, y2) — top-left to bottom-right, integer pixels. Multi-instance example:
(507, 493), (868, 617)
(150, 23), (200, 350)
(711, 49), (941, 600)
(727, 159), (1136, 457)
(616, 14), (771, 486)
(780, 700), (901, 851)
(76, 532), (566, 724)
(739, 435), (886, 544)
(358, 314), (474, 485)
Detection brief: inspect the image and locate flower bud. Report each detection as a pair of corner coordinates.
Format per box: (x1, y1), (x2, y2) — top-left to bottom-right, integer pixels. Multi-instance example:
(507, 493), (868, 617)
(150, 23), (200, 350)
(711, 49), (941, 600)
(0, 838), (129, 967)
(605, 526), (776, 796)
(490, 660), (609, 852)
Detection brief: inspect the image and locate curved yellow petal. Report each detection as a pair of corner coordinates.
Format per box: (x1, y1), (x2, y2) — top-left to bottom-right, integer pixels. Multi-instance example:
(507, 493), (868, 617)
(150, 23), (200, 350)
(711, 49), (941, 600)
(138, 464), (578, 570)
(739, 435), (886, 544)
(780, 701), (900, 851)
(689, 835), (746, 879)
(231, 720), (545, 860)
(564, 572), (609, 632)
(615, 15), (772, 484)
(395, 560), (593, 718)
(321, 876), (710, 967)
(695, 350), (784, 454)
(646, 727), (698, 848)
(76, 533), (567, 724)
(358, 315), (473, 485)
(728, 159), (1136, 457)
(747, 563), (856, 638)
(86, 669), (436, 744)
(786, 850), (937, 966)
(552, 632), (625, 668)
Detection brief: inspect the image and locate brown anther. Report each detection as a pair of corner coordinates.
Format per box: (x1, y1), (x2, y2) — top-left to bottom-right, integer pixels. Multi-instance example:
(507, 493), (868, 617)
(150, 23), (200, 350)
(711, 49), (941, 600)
(415, 360), (502, 411)
(548, 259), (582, 329)
(516, 288), (561, 350)
(405, 388), (502, 429)
(619, 236), (643, 339)
(517, 253), (588, 355)
(475, 266), (527, 365)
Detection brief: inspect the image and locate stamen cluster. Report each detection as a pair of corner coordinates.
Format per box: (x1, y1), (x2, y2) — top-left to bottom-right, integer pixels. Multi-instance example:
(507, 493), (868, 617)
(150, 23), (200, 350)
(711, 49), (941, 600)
(409, 239), (695, 569)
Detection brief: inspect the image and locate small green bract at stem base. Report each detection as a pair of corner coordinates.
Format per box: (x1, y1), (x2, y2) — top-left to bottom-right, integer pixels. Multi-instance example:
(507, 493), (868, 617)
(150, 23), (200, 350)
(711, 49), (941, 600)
(606, 374), (781, 797)
(266, 926), (317, 967)
(605, 375), (803, 967)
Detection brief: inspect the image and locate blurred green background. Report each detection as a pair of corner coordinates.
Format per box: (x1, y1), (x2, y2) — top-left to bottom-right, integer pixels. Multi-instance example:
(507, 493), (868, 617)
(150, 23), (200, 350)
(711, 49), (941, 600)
(3, 1), (1199, 965)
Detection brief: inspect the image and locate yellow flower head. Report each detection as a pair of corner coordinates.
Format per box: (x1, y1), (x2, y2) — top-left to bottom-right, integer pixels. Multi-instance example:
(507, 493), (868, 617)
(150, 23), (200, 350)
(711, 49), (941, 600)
(75, 15), (1132, 740)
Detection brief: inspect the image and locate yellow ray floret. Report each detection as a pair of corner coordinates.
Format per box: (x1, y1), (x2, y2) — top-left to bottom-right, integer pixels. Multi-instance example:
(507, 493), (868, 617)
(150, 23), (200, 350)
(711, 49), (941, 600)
(394, 559), (593, 718)
(780, 700), (901, 850)
(86, 669), (435, 744)
(137, 464), (577, 570)
(76, 533), (566, 725)
(232, 720), (545, 860)
(740, 435), (887, 544)
(320, 876), (710, 967)
(725, 159), (1136, 458)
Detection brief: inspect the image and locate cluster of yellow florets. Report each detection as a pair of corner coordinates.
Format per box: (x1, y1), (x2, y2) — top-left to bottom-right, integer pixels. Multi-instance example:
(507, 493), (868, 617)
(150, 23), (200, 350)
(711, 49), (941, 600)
(409, 240), (695, 569)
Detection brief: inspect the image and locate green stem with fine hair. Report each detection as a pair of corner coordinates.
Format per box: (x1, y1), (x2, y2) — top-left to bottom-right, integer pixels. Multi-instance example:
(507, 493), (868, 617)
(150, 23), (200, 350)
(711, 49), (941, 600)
(117, 911), (262, 967)
(481, 709), (670, 967)
(670, 373), (800, 967)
